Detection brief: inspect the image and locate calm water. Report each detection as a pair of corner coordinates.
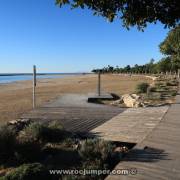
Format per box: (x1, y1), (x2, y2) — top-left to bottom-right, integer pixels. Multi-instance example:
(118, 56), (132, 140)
(0, 74), (82, 84)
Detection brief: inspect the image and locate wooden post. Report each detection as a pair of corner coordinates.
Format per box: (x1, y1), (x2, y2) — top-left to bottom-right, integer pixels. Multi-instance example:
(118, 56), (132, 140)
(97, 71), (101, 96)
(33, 65), (36, 109)
(178, 69), (180, 78)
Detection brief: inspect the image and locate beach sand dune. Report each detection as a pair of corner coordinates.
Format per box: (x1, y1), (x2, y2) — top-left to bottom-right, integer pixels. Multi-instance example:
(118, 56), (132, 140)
(0, 74), (151, 124)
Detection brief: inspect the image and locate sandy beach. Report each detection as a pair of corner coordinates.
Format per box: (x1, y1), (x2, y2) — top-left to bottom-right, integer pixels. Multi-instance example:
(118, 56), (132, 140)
(0, 74), (152, 124)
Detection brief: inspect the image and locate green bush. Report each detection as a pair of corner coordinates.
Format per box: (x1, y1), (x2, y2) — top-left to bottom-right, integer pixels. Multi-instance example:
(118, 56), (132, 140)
(0, 125), (17, 164)
(136, 82), (150, 93)
(1, 163), (51, 180)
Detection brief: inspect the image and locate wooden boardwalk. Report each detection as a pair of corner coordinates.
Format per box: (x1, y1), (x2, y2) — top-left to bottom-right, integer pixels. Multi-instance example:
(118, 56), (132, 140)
(91, 106), (168, 143)
(21, 94), (123, 132)
(106, 94), (180, 180)
(21, 93), (180, 179)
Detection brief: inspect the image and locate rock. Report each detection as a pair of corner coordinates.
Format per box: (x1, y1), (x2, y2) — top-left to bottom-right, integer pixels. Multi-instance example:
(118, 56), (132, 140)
(73, 144), (79, 150)
(152, 76), (158, 81)
(8, 118), (30, 125)
(114, 146), (129, 153)
(8, 120), (18, 125)
(19, 118), (30, 123)
(131, 94), (141, 100)
(110, 98), (123, 106)
(8, 118), (31, 132)
(111, 94), (145, 108)
(122, 94), (143, 108)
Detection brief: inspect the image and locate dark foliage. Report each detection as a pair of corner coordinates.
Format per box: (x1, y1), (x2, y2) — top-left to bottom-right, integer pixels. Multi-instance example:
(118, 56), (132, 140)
(1, 163), (50, 180)
(136, 82), (150, 93)
(56, 0), (180, 30)
(0, 125), (17, 165)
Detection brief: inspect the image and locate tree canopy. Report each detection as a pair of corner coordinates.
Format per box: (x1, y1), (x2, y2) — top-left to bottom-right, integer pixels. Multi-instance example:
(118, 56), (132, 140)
(160, 26), (180, 57)
(56, 0), (180, 30)
(159, 26), (180, 70)
(92, 59), (158, 74)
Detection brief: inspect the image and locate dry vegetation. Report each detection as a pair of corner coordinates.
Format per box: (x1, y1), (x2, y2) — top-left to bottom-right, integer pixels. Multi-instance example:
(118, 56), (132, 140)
(0, 120), (132, 179)
(142, 76), (179, 106)
(108, 75), (179, 108)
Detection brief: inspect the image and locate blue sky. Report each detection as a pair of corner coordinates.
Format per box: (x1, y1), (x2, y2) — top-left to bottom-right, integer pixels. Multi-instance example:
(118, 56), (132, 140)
(0, 0), (169, 73)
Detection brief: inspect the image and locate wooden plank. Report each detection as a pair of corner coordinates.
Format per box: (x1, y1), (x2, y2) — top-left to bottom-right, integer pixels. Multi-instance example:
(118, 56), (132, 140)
(91, 106), (168, 143)
(106, 94), (180, 180)
(21, 105), (123, 133)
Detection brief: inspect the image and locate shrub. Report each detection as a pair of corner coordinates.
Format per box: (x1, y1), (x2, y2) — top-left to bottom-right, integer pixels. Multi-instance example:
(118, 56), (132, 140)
(48, 120), (64, 130)
(81, 159), (104, 179)
(166, 81), (178, 86)
(46, 121), (72, 142)
(18, 121), (72, 143)
(136, 82), (149, 93)
(1, 163), (51, 180)
(170, 91), (177, 96)
(78, 139), (114, 165)
(155, 82), (164, 88)
(14, 140), (42, 163)
(15, 123), (48, 163)
(61, 176), (80, 180)
(61, 138), (76, 148)
(0, 125), (17, 165)
(148, 86), (156, 92)
(18, 123), (48, 143)
(14, 121), (72, 163)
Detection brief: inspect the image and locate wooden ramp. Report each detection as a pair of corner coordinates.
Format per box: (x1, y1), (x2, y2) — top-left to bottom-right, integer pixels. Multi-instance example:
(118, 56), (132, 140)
(106, 94), (180, 180)
(21, 94), (123, 133)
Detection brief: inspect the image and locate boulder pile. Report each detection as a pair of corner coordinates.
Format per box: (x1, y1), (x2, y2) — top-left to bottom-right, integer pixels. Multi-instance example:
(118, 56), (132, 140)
(111, 94), (145, 108)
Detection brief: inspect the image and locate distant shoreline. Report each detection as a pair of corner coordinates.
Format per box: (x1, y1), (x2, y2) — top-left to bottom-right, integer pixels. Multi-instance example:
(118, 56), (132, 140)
(0, 73), (91, 76)
(0, 73), (92, 84)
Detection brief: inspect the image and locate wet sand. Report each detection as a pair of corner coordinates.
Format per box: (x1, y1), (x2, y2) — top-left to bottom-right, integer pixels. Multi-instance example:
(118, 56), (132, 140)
(0, 74), (152, 124)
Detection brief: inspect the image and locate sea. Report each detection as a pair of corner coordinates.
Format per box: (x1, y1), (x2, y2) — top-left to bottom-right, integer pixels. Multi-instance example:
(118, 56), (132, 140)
(0, 73), (87, 84)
